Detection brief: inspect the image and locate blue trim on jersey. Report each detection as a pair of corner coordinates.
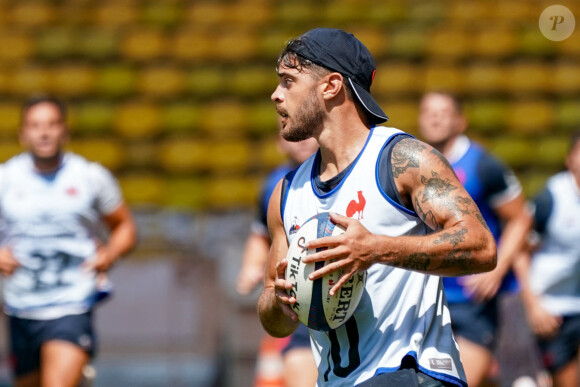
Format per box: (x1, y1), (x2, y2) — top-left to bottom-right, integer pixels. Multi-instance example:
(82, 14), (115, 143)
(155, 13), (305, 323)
(373, 351), (467, 387)
(310, 127), (375, 199)
(281, 168), (299, 226)
(375, 133), (419, 217)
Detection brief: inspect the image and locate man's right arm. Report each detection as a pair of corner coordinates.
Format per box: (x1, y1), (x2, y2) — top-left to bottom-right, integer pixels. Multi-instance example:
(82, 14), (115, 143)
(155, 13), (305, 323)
(257, 180), (300, 338)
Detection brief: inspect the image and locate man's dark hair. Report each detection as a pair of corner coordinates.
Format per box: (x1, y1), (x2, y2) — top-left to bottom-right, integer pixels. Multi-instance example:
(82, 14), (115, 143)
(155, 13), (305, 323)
(277, 38), (355, 101)
(22, 95), (67, 121)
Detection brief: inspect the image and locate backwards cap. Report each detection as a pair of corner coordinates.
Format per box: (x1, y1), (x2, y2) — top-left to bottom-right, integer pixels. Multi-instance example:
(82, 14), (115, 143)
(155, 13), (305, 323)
(291, 28), (388, 124)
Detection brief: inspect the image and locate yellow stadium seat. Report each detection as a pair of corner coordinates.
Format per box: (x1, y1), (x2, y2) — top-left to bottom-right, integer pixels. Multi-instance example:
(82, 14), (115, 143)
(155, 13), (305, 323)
(9, 66), (51, 96)
(162, 102), (202, 134)
(379, 99), (419, 135)
(506, 62), (550, 94)
(66, 138), (125, 171)
(275, 3), (320, 26)
(536, 136), (570, 168)
(465, 99), (509, 133)
(118, 174), (164, 206)
(373, 62), (420, 97)
(158, 137), (209, 173)
(205, 175), (261, 210)
(472, 25), (517, 58)
(552, 61), (580, 95)
(123, 141), (158, 169)
(119, 28), (167, 62)
(186, 2), (229, 27)
(141, 2), (181, 28)
(71, 102), (115, 134)
(96, 65), (137, 97)
(422, 62), (464, 94)
(228, 2), (273, 27)
(36, 27), (76, 60)
(0, 141), (22, 162)
(204, 141), (252, 173)
(520, 171), (553, 198)
(407, 2), (447, 24)
(257, 28), (301, 61)
(247, 102), (278, 137)
(492, 1), (536, 21)
(10, 2), (55, 28)
(0, 103), (22, 138)
(186, 66), (224, 97)
(555, 98), (580, 130)
(488, 136), (533, 169)
(163, 177), (206, 210)
(93, 2), (137, 28)
(229, 65), (277, 98)
(50, 65), (97, 97)
(199, 101), (249, 139)
(137, 65), (186, 99)
(518, 24), (556, 57)
(113, 101), (162, 139)
(0, 31), (34, 62)
(367, 1), (407, 24)
(348, 27), (388, 59)
(323, 2), (369, 26)
(387, 27), (428, 58)
(208, 30), (258, 63)
(76, 28), (119, 60)
(464, 62), (506, 94)
(448, 0), (489, 22)
(258, 137), (287, 171)
(557, 33), (580, 56)
(171, 28), (214, 63)
(426, 27), (470, 59)
(506, 100), (555, 135)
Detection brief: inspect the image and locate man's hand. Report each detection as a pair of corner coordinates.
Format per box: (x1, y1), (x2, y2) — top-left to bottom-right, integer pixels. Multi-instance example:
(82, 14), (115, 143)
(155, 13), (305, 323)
(83, 245), (117, 273)
(0, 247), (19, 277)
(525, 299), (562, 338)
(273, 258), (299, 321)
(303, 212), (376, 296)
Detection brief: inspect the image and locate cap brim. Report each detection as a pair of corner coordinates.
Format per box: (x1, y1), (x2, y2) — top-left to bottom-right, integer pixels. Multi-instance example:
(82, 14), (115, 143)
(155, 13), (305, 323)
(347, 78), (388, 124)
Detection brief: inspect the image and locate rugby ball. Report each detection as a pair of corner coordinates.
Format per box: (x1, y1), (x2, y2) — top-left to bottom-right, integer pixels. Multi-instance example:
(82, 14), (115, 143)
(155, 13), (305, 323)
(285, 212), (366, 331)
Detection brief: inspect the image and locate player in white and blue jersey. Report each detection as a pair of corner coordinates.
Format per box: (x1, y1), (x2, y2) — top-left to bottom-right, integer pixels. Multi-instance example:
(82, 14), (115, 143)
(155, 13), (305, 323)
(418, 92), (532, 386)
(519, 131), (580, 387)
(258, 28), (497, 387)
(0, 96), (137, 387)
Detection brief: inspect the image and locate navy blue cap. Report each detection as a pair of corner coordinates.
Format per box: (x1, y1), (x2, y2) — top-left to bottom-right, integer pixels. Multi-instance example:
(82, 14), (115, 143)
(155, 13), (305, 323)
(293, 28), (388, 124)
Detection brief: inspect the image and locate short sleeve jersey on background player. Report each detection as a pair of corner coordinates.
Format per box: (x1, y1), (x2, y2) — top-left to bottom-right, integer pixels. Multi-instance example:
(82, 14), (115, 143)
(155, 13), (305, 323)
(528, 171), (580, 317)
(441, 135), (522, 303)
(0, 152), (123, 320)
(282, 126), (467, 387)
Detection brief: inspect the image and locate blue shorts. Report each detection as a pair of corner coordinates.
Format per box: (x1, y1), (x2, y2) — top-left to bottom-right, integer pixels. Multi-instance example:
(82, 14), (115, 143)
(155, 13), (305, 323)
(9, 312), (96, 376)
(537, 314), (580, 373)
(282, 323), (311, 355)
(447, 297), (498, 351)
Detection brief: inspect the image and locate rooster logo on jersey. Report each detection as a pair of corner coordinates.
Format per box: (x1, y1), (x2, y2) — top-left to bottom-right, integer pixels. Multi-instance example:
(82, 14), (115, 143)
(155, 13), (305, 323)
(346, 191), (366, 219)
(289, 216), (301, 235)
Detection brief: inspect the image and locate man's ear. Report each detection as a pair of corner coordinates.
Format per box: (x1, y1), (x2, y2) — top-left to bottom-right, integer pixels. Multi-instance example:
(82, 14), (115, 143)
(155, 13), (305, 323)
(321, 73), (344, 100)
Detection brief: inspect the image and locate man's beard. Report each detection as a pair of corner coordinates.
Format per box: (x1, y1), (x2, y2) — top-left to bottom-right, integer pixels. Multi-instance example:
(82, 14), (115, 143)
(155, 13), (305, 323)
(281, 89), (324, 142)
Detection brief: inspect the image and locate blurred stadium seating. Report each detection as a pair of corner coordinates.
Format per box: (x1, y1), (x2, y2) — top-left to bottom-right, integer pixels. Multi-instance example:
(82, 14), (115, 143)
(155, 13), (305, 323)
(0, 0), (576, 210)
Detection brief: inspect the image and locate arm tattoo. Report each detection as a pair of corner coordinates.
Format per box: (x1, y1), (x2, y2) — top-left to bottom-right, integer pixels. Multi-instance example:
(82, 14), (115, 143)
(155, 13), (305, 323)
(434, 250), (476, 276)
(392, 252), (431, 271)
(391, 139), (426, 178)
(419, 171), (457, 203)
(430, 148), (454, 170)
(434, 228), (468, 246)
(414, 196), (441, 230)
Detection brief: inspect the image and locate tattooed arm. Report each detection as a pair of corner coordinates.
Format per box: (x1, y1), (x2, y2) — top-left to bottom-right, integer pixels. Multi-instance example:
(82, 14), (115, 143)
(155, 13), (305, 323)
(305, 137), (496, 294)
(388, 137), (496, 275)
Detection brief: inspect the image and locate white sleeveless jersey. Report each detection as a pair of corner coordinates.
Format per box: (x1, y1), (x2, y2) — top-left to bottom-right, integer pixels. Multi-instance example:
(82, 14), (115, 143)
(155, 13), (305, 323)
(283, 127), (466, 386)
(0, 152), (123, 319)
(530, 171), (580, 316)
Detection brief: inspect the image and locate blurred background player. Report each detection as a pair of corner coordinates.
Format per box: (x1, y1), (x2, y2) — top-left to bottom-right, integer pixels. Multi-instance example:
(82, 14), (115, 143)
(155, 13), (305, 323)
(237, 130), (318, 387)
(418, 91), (532, 386)
(0, 96), (137, 387)
(518, 130), (580, 387)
